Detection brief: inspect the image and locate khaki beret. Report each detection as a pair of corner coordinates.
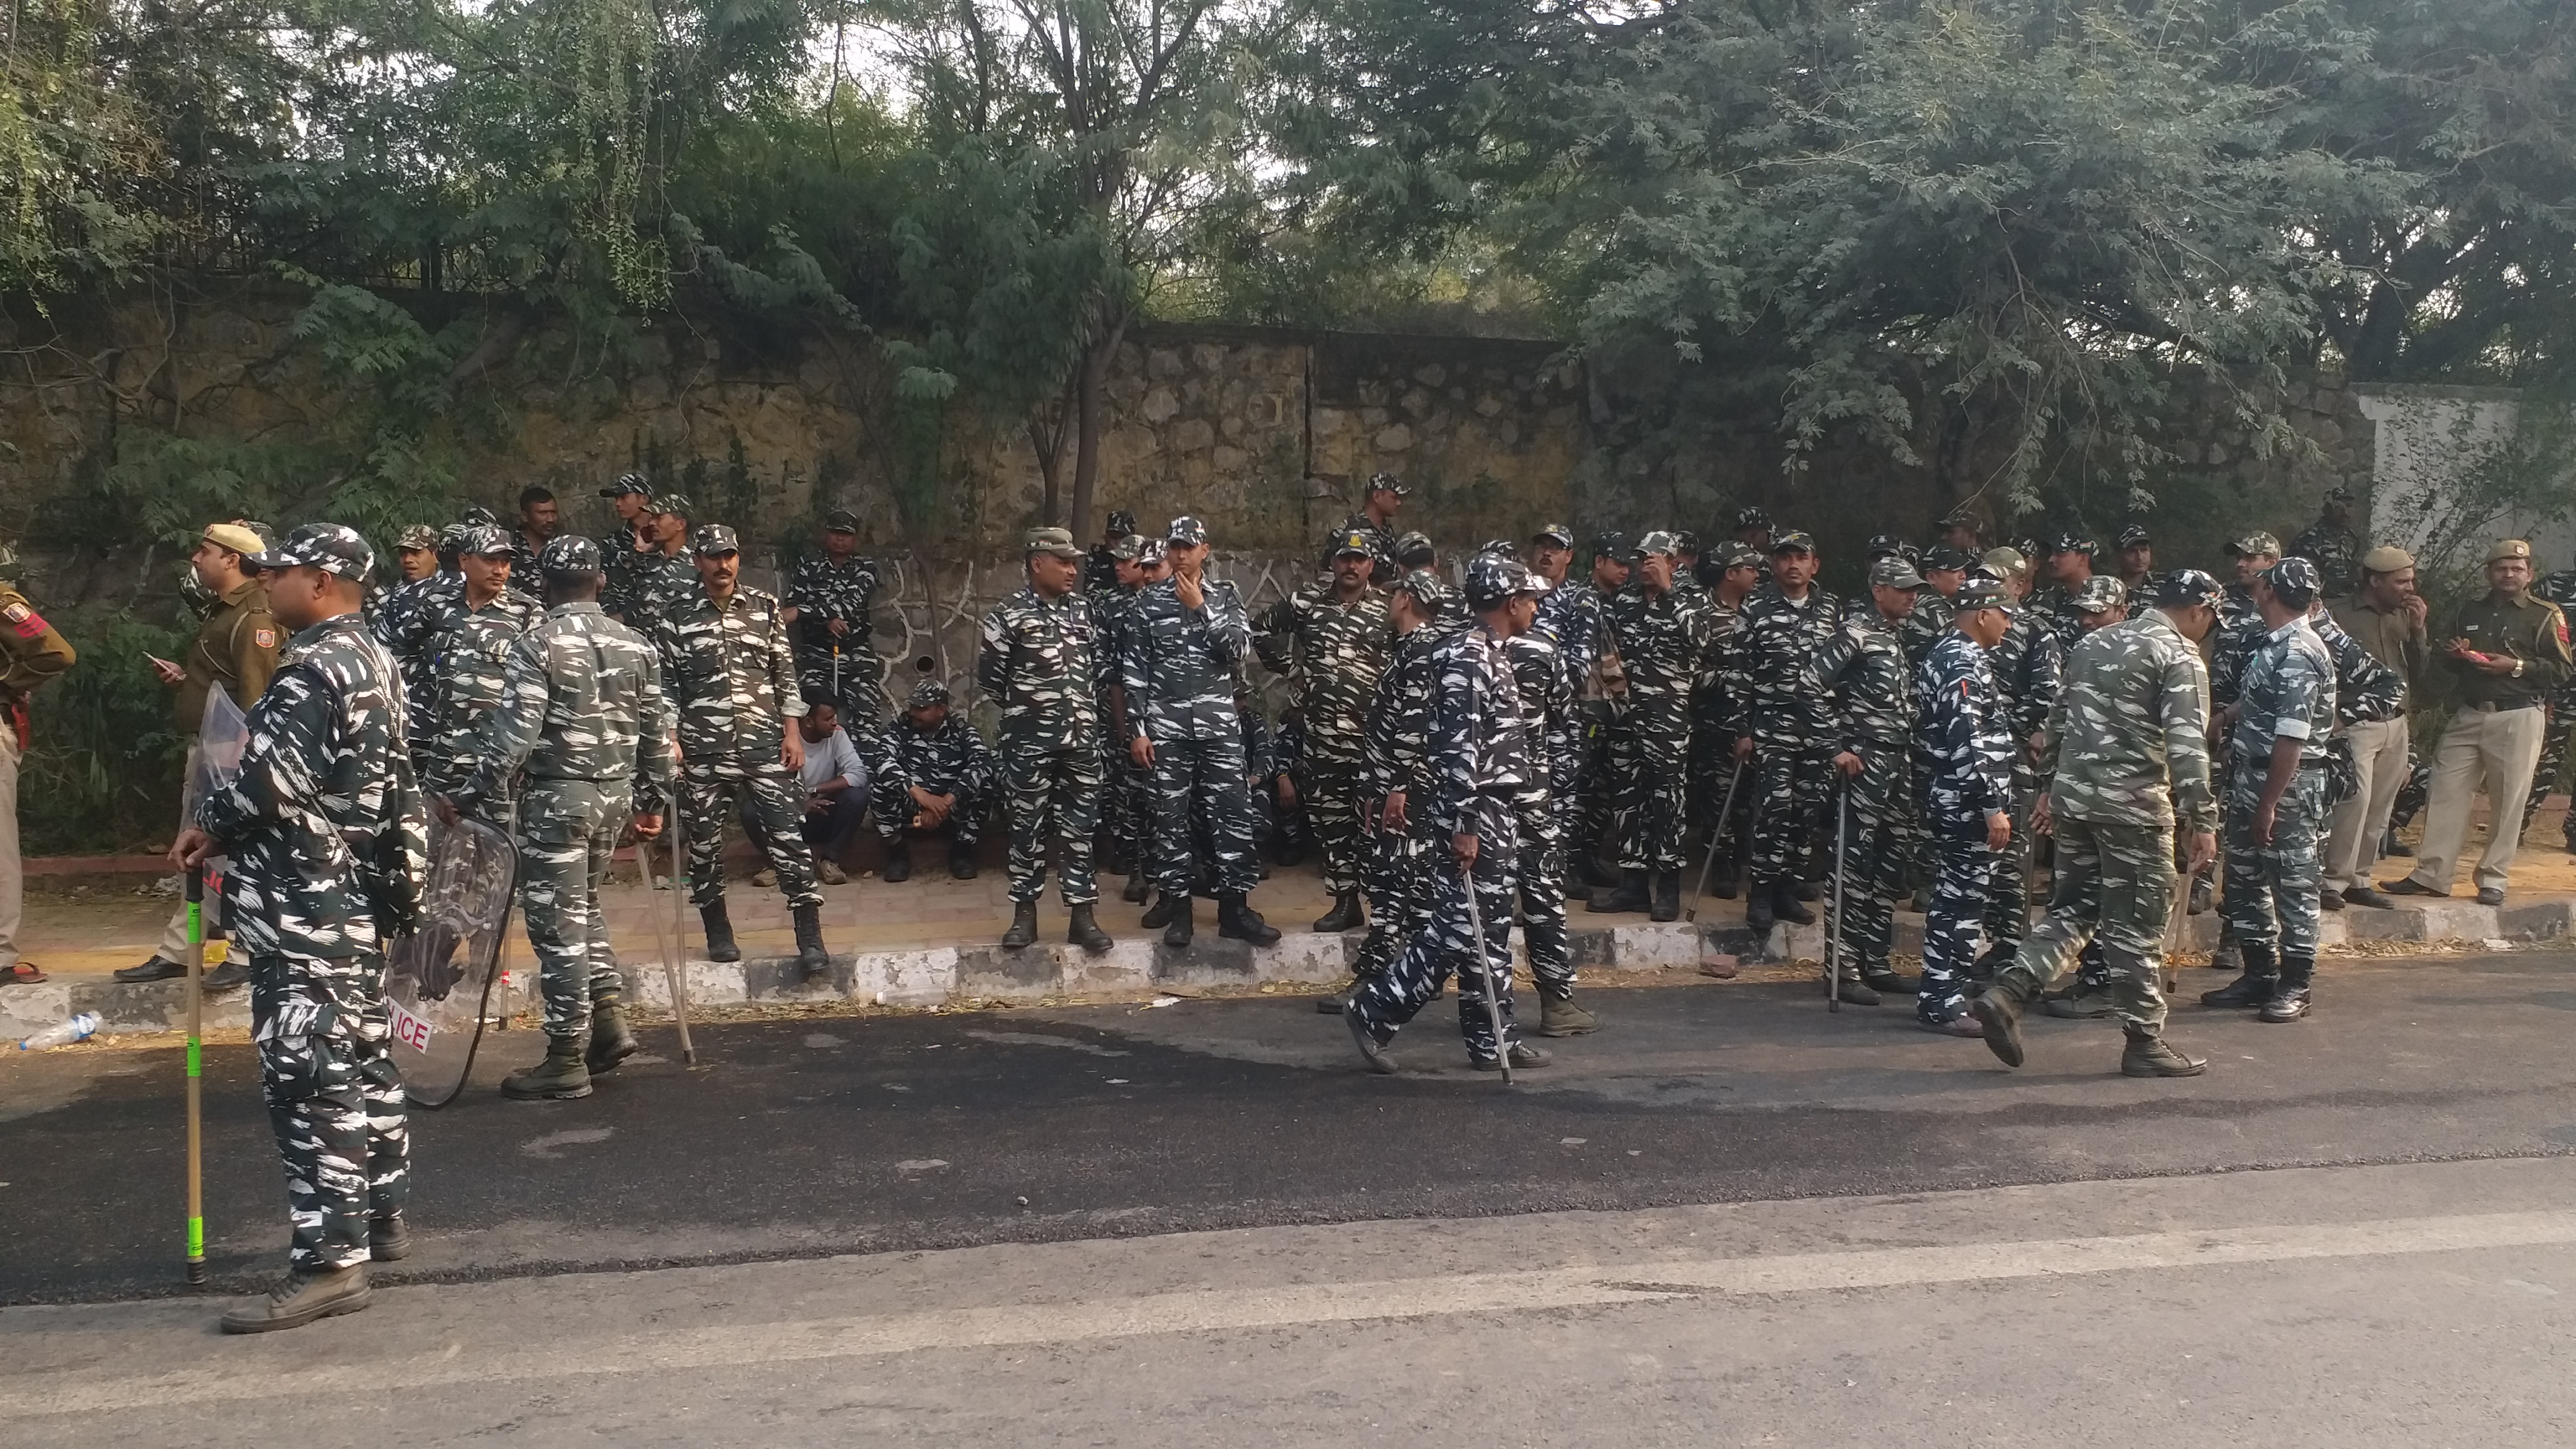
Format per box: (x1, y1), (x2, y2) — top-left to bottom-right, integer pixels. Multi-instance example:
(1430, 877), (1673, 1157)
(2487, 538), (2534, 565)
(202, 523), (266, 557)
(2360, 544), (2416, 574)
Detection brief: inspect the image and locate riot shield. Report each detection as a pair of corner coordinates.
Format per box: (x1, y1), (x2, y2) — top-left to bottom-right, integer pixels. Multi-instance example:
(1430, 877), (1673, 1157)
(186, 690), (251, 937)
(385, 816), (518, 1108)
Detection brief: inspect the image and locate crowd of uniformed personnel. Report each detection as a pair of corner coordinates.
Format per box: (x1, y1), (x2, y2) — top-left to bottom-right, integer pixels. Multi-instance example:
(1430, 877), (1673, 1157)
(11, 465), (2575, 1332)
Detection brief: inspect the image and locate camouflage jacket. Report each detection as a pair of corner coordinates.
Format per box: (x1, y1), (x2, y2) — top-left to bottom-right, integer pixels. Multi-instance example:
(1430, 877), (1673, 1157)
(456, 603), (677, 818)
(1362, 619), (1461, 802)
(1726, 586), (1846, 745)
(1691, 594), (1744, 718)
(1424, 624), (1530, 837)
(878, 713), (995, 800)
(1605, 582), (1711, 715)
(1503, 628), (1575, 778)
(1990, 611), (2063, 744)
(2042, 609), (2215, 833)
(1117, 575), (1251, 743)
(2209, 583), (2264, 708)
(1900, 589), (1957, 669)
(197, 613), (429, 973)
(787, 552), (883, 659)
(1532, 581), (1609, 697)
(1808, 608), (1915, 754)
(620, 551), (700, 635)
(1255, 583), (1392, 764)
(2288, 520), (2360, 598)
(420, 589), (546, 797)
(371, 570), (463, 738)
(1913, 631), (2014, 819)
(649, 583), (804, 761)
(976, 586), (1107, 755)
(2309, 608), (2405, 727)
(597, 524), (658, 619)
(2026, 581), (2095, 655)
(2229, 617), (2337, 771)
(2537, 570), (2576, 706)
(2119, 572), (2165, 622)
(1243, 704), (1278, 783)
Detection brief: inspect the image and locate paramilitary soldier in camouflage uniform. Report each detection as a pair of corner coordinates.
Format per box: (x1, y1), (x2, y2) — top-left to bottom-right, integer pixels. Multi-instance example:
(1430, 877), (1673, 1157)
(1810, 555), (1924, 1006)
(416, 524), (543, 816)
(1913, 575), (2018, 1034)
(1120, 516), (1278, 948)
(1333, 473), (1408, 583)
(2288, 485), (2362, 599)
(977, 527), (1115, 954)
(1727, 531), (1845, 932)
(1345, 557), (1553, 1075)
(1971, 569), (2222, 1078)
(2516, 560), (2576, 847)
(1976, 547), (2063, 977)
(594, 472), (658, 621)
(1095, 534), (1164, 900)
(618, 494), (701, 634)
(785, 508), (889, 731)
(1531, 528), (1608, 892)
(1332, 570), (1457, 1012)
(873, 678), (993, 878)
(1589, 531), (1710, 920)
(648, 523), (831, 980)
(447, 536), (676, 1101)
(1497, 556), (1598, 1037)
(1688, 544), (1764, 897)
(179, 524), (428, 1334)
(2202, 557), (2338, 1024)
(1256, 529), (1391, 931)
(372, 522), (467, 749)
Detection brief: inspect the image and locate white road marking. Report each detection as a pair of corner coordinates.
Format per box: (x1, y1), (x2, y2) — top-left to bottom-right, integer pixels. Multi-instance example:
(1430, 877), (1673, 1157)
(11, 1208), (2576, 1416)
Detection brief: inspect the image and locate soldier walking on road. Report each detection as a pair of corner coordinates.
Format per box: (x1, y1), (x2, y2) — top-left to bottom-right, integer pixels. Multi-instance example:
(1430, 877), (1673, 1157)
(1809, 555), (1924, 1006)
(2202, 558), (2340, 1022)
(176, 525), (428, 1334)
(444, 536), (676, 1100)
(1974, 547), (2063, 979)
(978, 528), (1115, 953)
(1332, 570), (1457, 1012)
(1913, 575), (2018, 1034)
(1727, 532), (1845, 933)
(1346, 557), (1553, 1075)
(1257, 529), (1391, 932)
(785, 508), (889, 731)
(648, 524), (831, 980)
(1120, 517), (1278, 948)
(1499, 561), (1597, 1037)
(1971, 570), (2222, 1077)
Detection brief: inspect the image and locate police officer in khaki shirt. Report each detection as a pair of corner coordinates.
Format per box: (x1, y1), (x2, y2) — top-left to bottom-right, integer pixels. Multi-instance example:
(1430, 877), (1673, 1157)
(2384, 538), (2574, 906)
(119, 522), (282, 987)
(0, 543), (77, 988)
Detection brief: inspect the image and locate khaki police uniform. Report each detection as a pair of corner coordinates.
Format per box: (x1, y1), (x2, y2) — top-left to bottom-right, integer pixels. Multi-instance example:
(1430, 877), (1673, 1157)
(0, 578), (78, 978)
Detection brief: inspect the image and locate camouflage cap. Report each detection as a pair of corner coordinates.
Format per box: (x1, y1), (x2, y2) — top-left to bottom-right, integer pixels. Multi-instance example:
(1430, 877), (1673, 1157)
(1366, 472), (1408, 498)
(908, 678), (950, 709)
(1864, 532), (1907, 560)
(2153, 568), (2223, 609)
(454, 523), (514, 557)
(1936, 505), (1981, 529)
(1135, 537), (1168, 567)
(248, 523), (374, 580)
(1955, 576), (2014, 612)
(823, 508), (862, 533)
(1734, 505), (1772, 531)
(2072, 575), (2127, 614)
(2265, 556), (2323, 600)
(2227, 531), (2283, 558)
(1166, 515), (1210, 546)
(1106, 509), (1137, 536)
(1769, 530), (1817, 557)
(690, 524), (741, 557)
(1533, 523), (1576, 548)
(2487, 538), (2535, 565)
(1981, 546), (2030, 578)
(1922, 543), (1976, 572)
(1464, 555), (1548, 609)
(1390, 567), (1451, 610)
(2116, 524), (2152, 548)
(2045, 531), (2094, 556)
(1024, 526), (1083, 560)
(1719, 544), (1766, 572)
(1107, 533), (1149, 562)
(599, 471), (652, 499)
(1478, 538), (1521, 561)
(650, 493), (694, 521)
(1589, 531), (1630, 560)
(1868, 556), (1926, 590)
(539, 535), (604, 574)
(394, 524), (439, 551)
(1634, 529), (1682, 559)
(457, 505), (500, 528)
(1393, 531), (1436, 567)
(1673, 530), (1701, 555)
(2325, 485), (2356, 503)
(1329, 528), (1375, 560)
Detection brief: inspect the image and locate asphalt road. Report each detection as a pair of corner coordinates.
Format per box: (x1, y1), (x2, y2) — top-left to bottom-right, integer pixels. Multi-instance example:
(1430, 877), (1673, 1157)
(9, 950), (2576, 1306)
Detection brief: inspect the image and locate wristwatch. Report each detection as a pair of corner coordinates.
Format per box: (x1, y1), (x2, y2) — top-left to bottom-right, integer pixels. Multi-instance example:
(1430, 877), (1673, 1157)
(2512, 658), (2526, 678)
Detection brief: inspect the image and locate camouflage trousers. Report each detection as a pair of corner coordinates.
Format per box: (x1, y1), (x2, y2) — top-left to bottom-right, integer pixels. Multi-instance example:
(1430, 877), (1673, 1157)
(1510, 784), (1573, 998)
(1572, 704), (1619, 866)
(797, 645), (889, 736)
(1299, 754), (1370, 896)
(1150, 733), (1258, 898)
(874, 777), (989, 849)
(1685, 694), (1748, 846)
(2388, 745), (2430, 830)
(2521, 704), (2576, 842)
(1357, 808), (1435, 979)
(516, 779), (630, 1039)
(1611, 700), (1691, 872)
(678, 754), (822, 910)
(2224, 767), (2327, 966)
(1002, 744), (1102, 906)
(1978, 764), (2041, 962)
(1348, 798), (1523, 1062)
(1825, 748), (1910, 978)
(1920, 810), (1995, 1023)
(1993, 813), (2175, 1033)
(252, 951), (408, 1274)
(1749, 740), (1835, 888)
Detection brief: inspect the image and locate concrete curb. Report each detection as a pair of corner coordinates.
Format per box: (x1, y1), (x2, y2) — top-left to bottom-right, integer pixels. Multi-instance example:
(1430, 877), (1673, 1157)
(12, 898), (2570, 1036)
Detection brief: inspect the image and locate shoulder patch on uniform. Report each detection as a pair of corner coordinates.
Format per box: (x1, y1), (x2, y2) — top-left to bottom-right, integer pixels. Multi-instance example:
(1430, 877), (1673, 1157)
(254, 627), (278, 650)
(4, 601), (42, 639)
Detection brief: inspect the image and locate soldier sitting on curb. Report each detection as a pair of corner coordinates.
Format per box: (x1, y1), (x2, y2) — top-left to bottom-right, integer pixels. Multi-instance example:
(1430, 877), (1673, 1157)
(873, 679), (995, 883)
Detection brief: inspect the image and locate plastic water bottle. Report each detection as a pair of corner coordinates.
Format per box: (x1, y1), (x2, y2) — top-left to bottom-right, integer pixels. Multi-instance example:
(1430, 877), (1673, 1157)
(17, 1013), (101, 1050)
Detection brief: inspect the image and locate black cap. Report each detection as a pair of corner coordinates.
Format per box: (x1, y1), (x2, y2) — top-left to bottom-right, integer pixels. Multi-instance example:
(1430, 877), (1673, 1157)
(1922, 544), (1974, 572)
(1734, 506), (1771, 531)
(823, 508), (861, 533)
(2116, 524), (2152, 548)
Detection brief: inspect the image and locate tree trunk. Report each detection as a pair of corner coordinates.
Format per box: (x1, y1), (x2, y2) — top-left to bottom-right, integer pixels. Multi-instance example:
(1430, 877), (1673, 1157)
(1068, 310), (1129, 545)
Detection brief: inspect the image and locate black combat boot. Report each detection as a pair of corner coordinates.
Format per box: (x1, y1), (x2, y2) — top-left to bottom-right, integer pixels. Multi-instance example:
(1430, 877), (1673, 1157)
(1122, 869), (1150, 903)
(586, 998), (639, 1072)
(502, 1034), (593, 1100)
(1001, 899), (1040, 950)
(1220, 893), (1280, 945)
(1587, 869), (1649, 914)
(1770, 881), (1816, 926)
(2260, 955), (2314, 1022)
(1576, 850), (1618, 890)
(699, 900), (741, 963)
(792, 903), (830, 981)
(1067, 904), (1112, 953)
(949, 841), (979, 880)
(1141, 889), (1182, 929)
(1860, 964), (1915, 996)
(1162, 894), (1194, 948)
(368, 1215), (411, 1262)
(2200, 941), (2277, 1008)
(1650, 870), (1682, 922)
(880, 837), (912, 883)
(1314, 891), (1365, 933)
(1970, 987), (2027, 1068)
(2122, 1027), (2208, 1077)
(1745, 878), (1777, 932)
